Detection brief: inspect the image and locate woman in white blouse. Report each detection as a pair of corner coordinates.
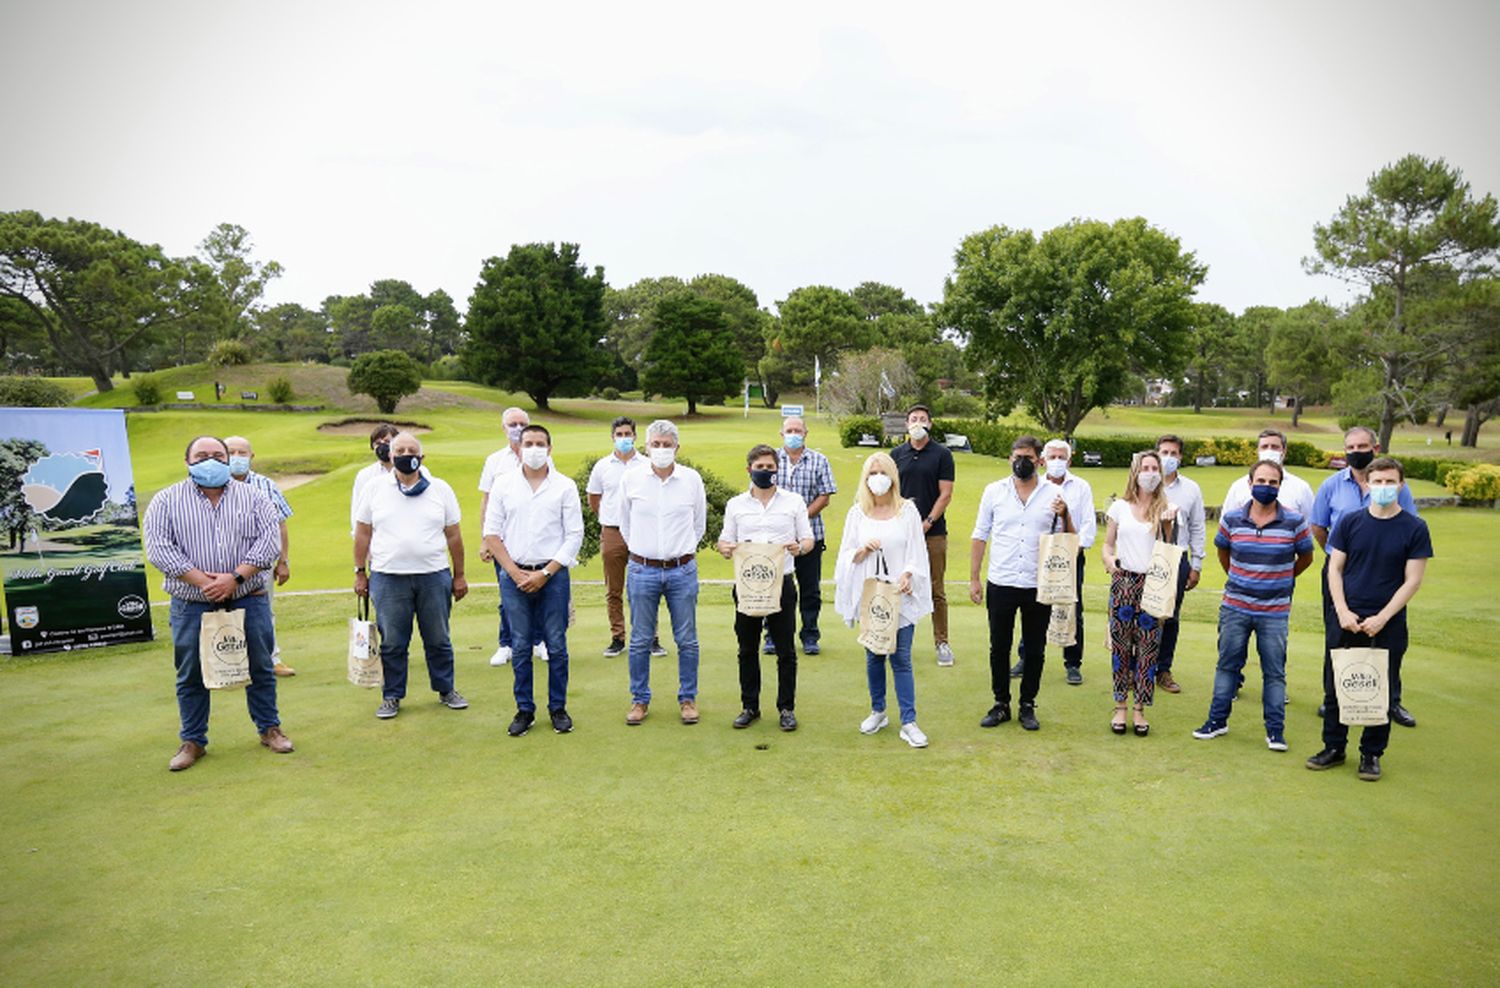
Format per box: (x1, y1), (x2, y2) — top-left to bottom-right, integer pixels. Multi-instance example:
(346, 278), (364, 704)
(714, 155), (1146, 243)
(834, 452), (933, 748)
(1101, 450), (1179, 737)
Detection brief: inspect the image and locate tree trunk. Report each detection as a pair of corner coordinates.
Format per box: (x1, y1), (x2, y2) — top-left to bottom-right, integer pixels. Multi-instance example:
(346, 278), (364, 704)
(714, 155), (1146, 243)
(1434, 403), (1449, 427)
(90, 368), (114, 393)
(1462, 404), (1481, 447)
(1193, 373), (1203, 414)
(532, 392), (551, 411)
(1291, 396), (1303, 428)
(687, 397), (698, 416)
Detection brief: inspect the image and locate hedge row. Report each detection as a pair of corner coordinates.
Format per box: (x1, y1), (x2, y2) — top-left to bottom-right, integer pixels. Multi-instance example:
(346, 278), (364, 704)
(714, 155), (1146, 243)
(1443, 463), (1500, 501)
(0, 376), (73, 408)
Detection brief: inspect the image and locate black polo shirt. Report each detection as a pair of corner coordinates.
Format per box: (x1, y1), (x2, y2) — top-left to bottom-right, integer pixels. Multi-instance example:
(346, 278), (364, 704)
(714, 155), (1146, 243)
(891, 440), (955, 537)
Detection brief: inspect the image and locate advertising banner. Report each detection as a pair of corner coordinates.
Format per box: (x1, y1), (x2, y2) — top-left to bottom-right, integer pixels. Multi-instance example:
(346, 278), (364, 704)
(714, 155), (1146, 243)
(0, 408), (154, 654)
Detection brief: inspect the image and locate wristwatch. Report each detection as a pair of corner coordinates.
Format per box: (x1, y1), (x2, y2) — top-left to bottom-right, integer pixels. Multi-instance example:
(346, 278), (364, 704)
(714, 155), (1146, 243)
(354, 566), (366, 574)
(233, 573), (245, 586)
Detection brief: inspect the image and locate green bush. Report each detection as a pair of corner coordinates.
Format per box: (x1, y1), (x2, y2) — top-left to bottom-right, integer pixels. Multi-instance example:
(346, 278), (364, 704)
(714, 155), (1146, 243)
(573, 454), (735, 565)
(838, 416), (885, 448)
(347, 349), (424, 414)
(207, 339), (253, 367)
(426, 354), (467, 381)
(0, 376), (73, 408)
(266, 376), (294, 404)
(600, 386), (622, 401)
(131, 375), (162, 406)
(1444, 464), (1500, 501)
(934, 390), (985, 419)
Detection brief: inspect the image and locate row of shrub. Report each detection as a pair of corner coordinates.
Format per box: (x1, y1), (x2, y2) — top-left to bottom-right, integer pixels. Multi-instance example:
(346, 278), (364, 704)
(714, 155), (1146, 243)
(131, 375), (294, 405)
(0, 377), (74, 407)
(1444, 463), (1500, 501)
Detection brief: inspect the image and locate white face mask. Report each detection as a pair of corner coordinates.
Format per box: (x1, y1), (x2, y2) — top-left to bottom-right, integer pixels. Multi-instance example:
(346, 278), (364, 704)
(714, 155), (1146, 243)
(1045, 458), (1068, 479)
(505, 424), (526, 443)
(649, 446), (676, 470)
(521, 446), (549, 470)
(908, 424), (928, 443)
(1259, 448), (1284, 464)
(866, 473), (893, 496)
(1137, 472), (1162, 492)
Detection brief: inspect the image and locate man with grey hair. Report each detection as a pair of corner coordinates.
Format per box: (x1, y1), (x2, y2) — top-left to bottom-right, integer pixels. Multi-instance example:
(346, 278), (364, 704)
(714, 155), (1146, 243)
(478, 406), (538, 667)
(619, 419), (707, 726)
(225, 435), (295, 676)
(354, 431), (470, 720)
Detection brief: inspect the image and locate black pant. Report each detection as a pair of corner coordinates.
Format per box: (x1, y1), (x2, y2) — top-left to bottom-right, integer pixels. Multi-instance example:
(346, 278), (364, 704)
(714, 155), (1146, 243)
(1322, 617), (1407, 757)
(1321, 558), (1404, 705)
(1017, 551), (1086, 669)
(736, 579), (798, 712)
(763, 539), (825, 646)
(988, 583), (1050, 705)
(1155, 555), (1194, 673)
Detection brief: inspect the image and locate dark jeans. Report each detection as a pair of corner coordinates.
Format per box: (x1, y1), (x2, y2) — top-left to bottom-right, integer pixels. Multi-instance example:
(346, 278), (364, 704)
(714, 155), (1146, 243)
(369, 569), (457, 702)
(1155, 557), (1194, 673)
(492, 559), (539, 651)
(1320, 558), (1404, 706)
(988, 582), (1050, 706)
(1018, 550), (1086, 669)
(499, 568), (571, 714)
(736, 579), (798, 711)
(1322, 617), (1407, 757)
(170, 593), (279, 745)
(764, 539), (825, 646)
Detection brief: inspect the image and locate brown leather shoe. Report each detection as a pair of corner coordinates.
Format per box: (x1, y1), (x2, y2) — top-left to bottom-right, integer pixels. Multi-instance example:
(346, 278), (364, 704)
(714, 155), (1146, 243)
(169, 741), (206, 772)
(259, 726), (295, 753)
(680, 700), (700, 725)
(1157, 671), (1181, 694)
(626, 702), (649, 726)
(273, 662), (296, 677)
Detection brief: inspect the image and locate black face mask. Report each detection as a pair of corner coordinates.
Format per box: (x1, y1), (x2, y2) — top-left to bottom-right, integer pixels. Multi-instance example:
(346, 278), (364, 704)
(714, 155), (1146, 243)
(1012, 457), (1036, 480)
(393, 453), (422, 475)
(374, 442), (391, 463)
(1347, 449), (1375, 471)
(749, 469), (776, 490)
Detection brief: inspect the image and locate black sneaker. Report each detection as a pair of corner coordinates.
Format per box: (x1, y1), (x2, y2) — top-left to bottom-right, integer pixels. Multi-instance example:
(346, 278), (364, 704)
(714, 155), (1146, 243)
(1009, 659), (1024, 679)
(507, 710), (536, 737)
(1305, 748), (1346, 770)
(1317, 703), (1328, 718)
(439, 690), (468, 709)
(762, 638), (777, 655)
(549, 708), (574, 734)
(1019, 703), (1041, 731)
(980, 703), (1011, 728)
(602, 638), (625, 658)
(779, 709), (797, 731)
(733, 708), (760, 729)
(650, 637), (667, 657)
(802, 641), (820, 655)
(1066, 666), (1083, 686)
(1357, 753), (1381, 781)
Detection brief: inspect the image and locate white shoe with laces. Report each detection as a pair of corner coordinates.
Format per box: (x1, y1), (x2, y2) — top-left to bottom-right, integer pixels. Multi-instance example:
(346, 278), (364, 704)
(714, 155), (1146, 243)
(534, 642), (549, 662)
(489, 646), (512, 667)
(859, 710), (889, 735)
(899, 722), (929, 748)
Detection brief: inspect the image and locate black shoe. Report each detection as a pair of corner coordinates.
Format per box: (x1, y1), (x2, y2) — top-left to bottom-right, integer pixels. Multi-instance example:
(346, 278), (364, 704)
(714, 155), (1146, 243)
(1019, 703), (1040, 731)
(779, 709), (797, 731)
(549, 708), (574, 734)
(802, 641), (820, 655)
(1066, 666), (1082, 686)
(1390, 704), (1416, 728)
(733, 708), (760, 729)
(650, 637), (667, 657)
(762, 638), (777, 655)
(980, 703), (1011, 728)
(1317, 703), (1327, 718)
(603, 638), (625, 658)
(507, 710), (536, 737)
(1009, 659), (1024, 679)
(1305, 748), (1346, 770)
(1358, 754), (1382, 781)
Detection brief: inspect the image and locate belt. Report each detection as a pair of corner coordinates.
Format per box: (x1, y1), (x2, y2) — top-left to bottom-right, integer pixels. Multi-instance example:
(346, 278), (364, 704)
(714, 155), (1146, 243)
(630, 553), (696, 569)
(514, 562), (549, 571)
(602, 525), (621, 531)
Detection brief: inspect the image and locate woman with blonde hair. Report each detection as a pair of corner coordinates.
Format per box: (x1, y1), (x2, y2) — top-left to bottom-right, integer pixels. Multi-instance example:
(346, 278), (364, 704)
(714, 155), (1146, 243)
(834, 451), (933, 747)
(1101, 450), (1179, 737)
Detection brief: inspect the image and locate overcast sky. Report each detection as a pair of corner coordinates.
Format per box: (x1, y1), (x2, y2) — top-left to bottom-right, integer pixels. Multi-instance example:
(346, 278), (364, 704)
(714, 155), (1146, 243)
(4, 0), (1497, 318)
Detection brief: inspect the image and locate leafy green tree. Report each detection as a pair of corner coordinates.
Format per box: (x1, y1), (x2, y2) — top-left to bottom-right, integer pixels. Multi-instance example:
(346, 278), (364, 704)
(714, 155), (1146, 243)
(1266, 300), (1345, 426)
(1306, 153), (1500, 448)
(775, 285), (870, 367)
(939, 217), (1206, 434)
(194, 223), (283, 337)
(1230, 306), (1280, 409)
(422, 289), (463, 363)
(1440, 276), (1500, 446)
(640, 290), (744, 415)
(347, 348), (424, 413)
(464, 242), (607, 411)
(0, 211), (188, 391)
(602, 276), (686, 374)
(688, 273), (773, 378)
(1181, 303), (1236, 412)
(254, 302), (330, 362)
(0, 295), (50, 374)
(850, 281), (924, 319)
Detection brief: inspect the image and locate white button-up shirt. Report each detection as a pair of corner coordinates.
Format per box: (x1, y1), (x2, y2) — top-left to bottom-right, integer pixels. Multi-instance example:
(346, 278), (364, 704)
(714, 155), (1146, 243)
(586, 452), (646, 527)
(620, 463), (707, 560)
(719, 488), (814, 574)
(1162, 472), (1208, 571)
(482, 466), (585, 568)
(1042, 471), (1097, 548)
(971, 476), (1059, 588)
(1222, 470), (1316, 526)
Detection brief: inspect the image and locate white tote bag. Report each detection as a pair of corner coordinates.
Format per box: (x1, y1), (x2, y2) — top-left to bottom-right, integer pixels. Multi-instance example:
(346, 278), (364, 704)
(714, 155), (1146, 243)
(732, 543), (787, 617)
(199, 606), (251, 690)
(1046, 602), (1077, 648)
(856, 552), (902, 656)
(348, 596), (382, 689)
(1036, 516), (1080, 606)
(1331, 647), (1390, 726)
(1140, 518), (1186, 620)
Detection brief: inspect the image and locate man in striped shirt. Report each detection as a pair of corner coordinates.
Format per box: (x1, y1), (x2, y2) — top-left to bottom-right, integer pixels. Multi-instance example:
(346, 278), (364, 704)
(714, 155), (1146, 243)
(1193, 459), (1314, 751)
(143, 436), (293, 772)
(226, 435), (296, 676)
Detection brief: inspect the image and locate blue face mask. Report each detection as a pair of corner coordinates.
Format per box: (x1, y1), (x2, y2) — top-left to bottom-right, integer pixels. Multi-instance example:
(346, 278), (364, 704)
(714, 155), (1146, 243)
(784, 434), (805, 450)
(229, 455), (251, 477)
(614, 437), (635, 455)
(188, 458), (230, 489)
(1370, 485), (1399, 507)
(1250, 484), (1279, 506)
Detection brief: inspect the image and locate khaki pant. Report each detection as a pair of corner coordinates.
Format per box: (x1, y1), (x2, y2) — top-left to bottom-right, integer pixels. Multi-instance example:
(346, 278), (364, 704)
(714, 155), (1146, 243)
(926, 534), (948, 645)
(601, 525), (629, 640)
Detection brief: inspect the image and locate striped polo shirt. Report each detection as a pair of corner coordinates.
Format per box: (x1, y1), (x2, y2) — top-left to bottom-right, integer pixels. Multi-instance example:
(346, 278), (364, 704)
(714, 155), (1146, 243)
(1213, 504), (1314, 617)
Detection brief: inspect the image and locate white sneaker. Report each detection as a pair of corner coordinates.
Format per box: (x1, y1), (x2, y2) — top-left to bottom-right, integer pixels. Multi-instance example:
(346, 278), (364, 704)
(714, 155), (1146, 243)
(533, 642), (549, 662)
(936, 643), (955, 667)
(899, 722), (929, 748)
(859, 710), (889, 735)
(489, 645), (512, 667)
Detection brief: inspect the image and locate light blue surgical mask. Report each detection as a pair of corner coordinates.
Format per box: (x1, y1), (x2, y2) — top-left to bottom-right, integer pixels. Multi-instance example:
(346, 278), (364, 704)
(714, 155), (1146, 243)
(188, 458), (230, 489)
(784, 434), (804, 450)
(614, 437), (634, 455)
(1160, 455), (1181, 475)
(229, 455), (251, 477)
(1370, 485), (1399, 507)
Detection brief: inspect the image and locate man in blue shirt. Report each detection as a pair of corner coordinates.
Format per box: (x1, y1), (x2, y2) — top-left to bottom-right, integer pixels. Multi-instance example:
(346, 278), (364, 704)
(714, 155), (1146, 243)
(1310, 426), (1420, 726)
(1307, 458), (1432, 782)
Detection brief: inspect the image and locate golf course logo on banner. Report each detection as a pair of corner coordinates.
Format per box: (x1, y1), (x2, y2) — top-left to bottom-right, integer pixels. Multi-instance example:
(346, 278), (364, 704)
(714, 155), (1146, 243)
(0, 408), (154, 654)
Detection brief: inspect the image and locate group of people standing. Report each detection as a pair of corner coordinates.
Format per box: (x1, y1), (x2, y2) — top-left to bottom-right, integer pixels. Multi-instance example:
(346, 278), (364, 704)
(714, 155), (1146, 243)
(143, 405), (1431, 782)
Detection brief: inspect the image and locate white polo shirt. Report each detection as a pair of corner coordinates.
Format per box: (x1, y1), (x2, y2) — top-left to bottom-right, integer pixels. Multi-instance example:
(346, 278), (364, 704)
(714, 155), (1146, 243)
(620, 463), (706, 560)
(586, 452), (646, 527)
(356, 473), (462, 575)
(971, 477), (1059, 588)
(351, 460), (429, 534)
(1223, 470), (1316, 524)
(482, 466), (585, 568)
(719, 488), (814, 574)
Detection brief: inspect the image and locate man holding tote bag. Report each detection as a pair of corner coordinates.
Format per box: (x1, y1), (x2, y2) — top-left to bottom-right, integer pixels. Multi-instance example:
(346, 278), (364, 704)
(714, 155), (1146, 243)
(143, 436), (292, 772)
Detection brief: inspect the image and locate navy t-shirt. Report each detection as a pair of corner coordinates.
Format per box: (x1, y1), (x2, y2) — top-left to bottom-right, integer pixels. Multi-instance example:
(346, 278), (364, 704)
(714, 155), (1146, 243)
(1328, 509), (1434, 615)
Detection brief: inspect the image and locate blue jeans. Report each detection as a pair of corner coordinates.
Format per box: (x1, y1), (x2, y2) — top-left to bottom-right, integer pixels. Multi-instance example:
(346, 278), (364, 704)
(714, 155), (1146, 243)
(169, 594), (279, 745)
(1208, 607), (1288, 734)
(369, 570), (457, 702)
(867, 623), (917, 725)
(627, 559), (700, 704)
(492, 559), (520, 650)
(499, 568), (570, 713)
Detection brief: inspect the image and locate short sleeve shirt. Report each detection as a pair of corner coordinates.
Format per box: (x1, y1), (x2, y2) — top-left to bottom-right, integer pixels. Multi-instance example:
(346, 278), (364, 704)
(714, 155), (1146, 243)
(1311, 469), (1418, 549)
(1328, 509), (1434, 615)
(891, 440), (955, 536)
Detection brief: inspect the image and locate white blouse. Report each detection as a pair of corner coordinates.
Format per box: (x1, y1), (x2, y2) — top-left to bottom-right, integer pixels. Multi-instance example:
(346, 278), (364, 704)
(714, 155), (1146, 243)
(1106, 499), (1175, 575)
(833, 501), (933, 630)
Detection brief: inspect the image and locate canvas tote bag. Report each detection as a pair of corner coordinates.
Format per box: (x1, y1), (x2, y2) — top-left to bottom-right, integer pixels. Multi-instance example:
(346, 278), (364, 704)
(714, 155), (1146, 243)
(1036, 515), (1080, 605)
(1140, 517), (1186, 620)
(199, 605), (251, 690)
(348, 595), (382, 688)
(856, 552), (902, 656)
(1046, 602), (1077, 648)
(732, 542), (787, 617)
(1330, 647), (1390, 726)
